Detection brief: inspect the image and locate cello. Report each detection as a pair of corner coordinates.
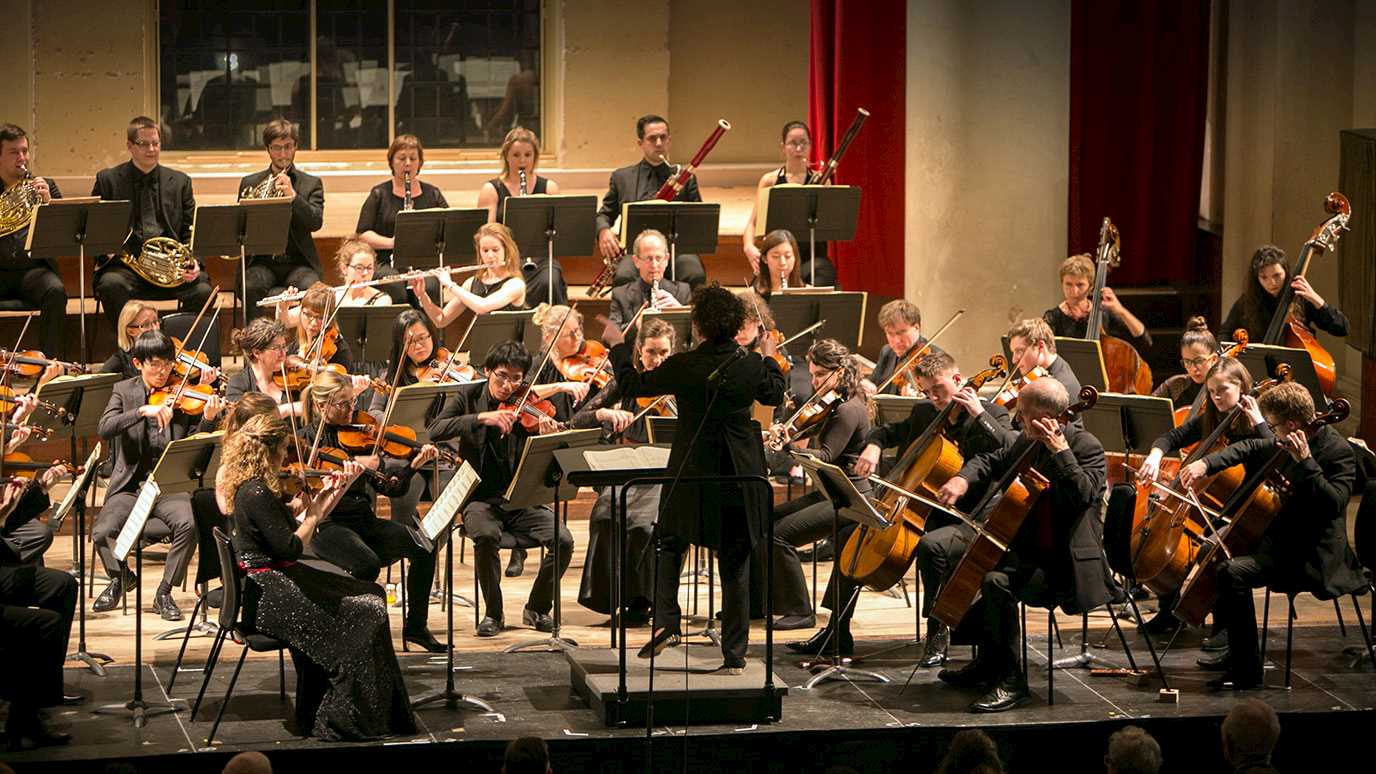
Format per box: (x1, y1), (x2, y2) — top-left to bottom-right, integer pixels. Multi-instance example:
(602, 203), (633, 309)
(1260, 192), (1349, 396)
(1085, 218), (1153, 394)
(930, 386), (1099, 629)
(838, 356), (1008, 591)
(1172, 398), (1349, 626)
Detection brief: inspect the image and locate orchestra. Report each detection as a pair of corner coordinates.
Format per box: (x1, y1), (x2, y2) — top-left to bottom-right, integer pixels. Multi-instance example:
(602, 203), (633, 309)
(1, 104), (1371, 753)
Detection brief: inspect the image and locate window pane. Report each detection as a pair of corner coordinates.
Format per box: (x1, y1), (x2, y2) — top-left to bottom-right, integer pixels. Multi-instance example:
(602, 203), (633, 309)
(395, 0), (541, 148)
(158, 1), (310, 151)
(315, 2), (390, 150)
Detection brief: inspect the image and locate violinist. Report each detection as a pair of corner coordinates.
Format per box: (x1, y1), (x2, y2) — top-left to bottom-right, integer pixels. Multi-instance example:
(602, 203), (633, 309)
(760, 338), (870, 634)
(1132, 356), (1264, 640)
(1042, 254), (1151, 352)
(742, 121), (836, 286)
(426, 341), (572, 638)
(411, 222), (528, 329)
(224, 318), (302, 418)
(606, 229), (690, 334)
(530, 303), (607, 414)
(574, 317), (673, 623)
(607, 286), (787, 675)
(100, 301), (160, 378)
(1221, 245), (1349, 343)
(91, 330), (224, 619)
(933, 378), (1116, 713)
(355, 134), (449, 305)
(1183, 383), (1362, 690)
(1150, 317), (1218, 409)
(749, 229), (804, 298)
(298, 369), (447, 653)
(736, 288), (774, 347)
(289, 283), (354, 370)
(838, 351), (1018, 667)
(861, 300), (935, 397)
(1007, 317), (1082, 403)
(0, 395), (72, 567)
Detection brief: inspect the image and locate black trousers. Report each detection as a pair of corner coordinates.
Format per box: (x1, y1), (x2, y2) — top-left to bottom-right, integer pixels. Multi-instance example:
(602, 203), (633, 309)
(243, 256), (320, 322)
(612, 253), (705, 289)
(0, 512), (54, 566)
(653, 500), (754, 664)
(818, 521), (863, 634)
(462, 501), (573, 623)
(92, 491), (196, 589)
(95, 264), (214, 328)
(311, 516), (436, 632)
(0, 564), (77, 711)
(1215, 551), (1278, 675)
(978, 559), (1056, 680)
(0, 265), (67, 359)
(915, 523), (974, 618)
(765, 491), (835, 617)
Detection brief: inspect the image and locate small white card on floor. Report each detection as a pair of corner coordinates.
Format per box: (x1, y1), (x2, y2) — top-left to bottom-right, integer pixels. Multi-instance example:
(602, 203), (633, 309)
(52, 441), (101, 530)
(114, 478), (160, 562)
(422, 460), (479, 542)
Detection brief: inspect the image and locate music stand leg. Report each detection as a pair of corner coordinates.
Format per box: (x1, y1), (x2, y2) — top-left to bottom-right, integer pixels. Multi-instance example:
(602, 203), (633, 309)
(95, 541), (186, 725)
(65, 425), (110, 675)
(237, 244), (248, 330)
(545, 231), (555, 307)
(411, 514), (493, 713)
(808, 224), (818, 287)
(504, 483), (577, 653)
(802, 509), (888, 689)
(78, 242), (90, 364)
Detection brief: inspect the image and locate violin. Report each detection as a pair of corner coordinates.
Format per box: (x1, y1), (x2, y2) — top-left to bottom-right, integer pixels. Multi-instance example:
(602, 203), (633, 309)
(868, 310), (964, 395)
(289, 441), (400, 491)
(0, 349), (86, 379)
(2, 422), (52, 442)
(147, 377), (224, 416)
(0, 385), (66, 419)
(758, 328), (791, 375)
(335, 411), (461, 465)
(991, 366), (1049, 409)
(767, 371), (846, 452)
(888, 367), (923, 398)
(1084, 218), (1153, 394)
(279, 464), (333, 497)
(1260, 191), (1348, 396)
(315, 324), (340, 364)
(0, 454), (80, 492)
(416, 347), (476, 384)
(635, 395), (678, 418)
(499, 383), (562, 433)
(556, 340), (612, 388)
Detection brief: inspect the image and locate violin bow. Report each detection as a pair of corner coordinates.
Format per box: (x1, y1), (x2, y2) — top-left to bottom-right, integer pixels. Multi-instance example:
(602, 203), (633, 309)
(305, 280), (354, 367)
(371, 332), (417, 456)
(170, 285), (220, 378)
(587, 302), (651, 381)
(278, 357), (312, 496)
(870, 309), (965, 395)
(167, 304), (223, 408)
(0, 313), (34, 482)
(778, 319), (827, 349)
(513, 304), (577, 425)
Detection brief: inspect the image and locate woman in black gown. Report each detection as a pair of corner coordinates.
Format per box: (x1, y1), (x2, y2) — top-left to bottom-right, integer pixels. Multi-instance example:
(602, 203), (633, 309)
(218, 413), (417, 741)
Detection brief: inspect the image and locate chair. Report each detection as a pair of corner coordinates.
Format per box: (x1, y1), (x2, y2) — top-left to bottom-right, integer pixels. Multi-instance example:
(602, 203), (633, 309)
(190, 527), (290, 747)
(166, 488), (231, 690)
(161, 310), (222, 369)
(458, 521), (542, 629)
(1259, 584), (1376, 689)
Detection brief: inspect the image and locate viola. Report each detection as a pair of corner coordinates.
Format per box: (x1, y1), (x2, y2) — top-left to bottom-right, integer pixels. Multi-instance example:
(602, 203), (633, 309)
(556, 340), (612, 388)
(335, 411), (461, 465)
(416, 347), (476, 384)
(767, 372), (846, 452)
(1260, 191), (1349, 396)
(289, 442), (400, 491)
(0, 349), (86, 379)
(1083, 218), (1153, 394)
(0, 453), (79, 479)
(868, 310), (965, 396)
(635, 395), (677, 417)
(0, 385), (66, 419)
(1, 422), (52, 442)
(168, 337), (215, 382)
(888, 368), (923, 398)
(279, 464), (333, 497)
(499, 384), (562, 433)
(148, 378), (224, 416)
(991, 366), (1050, 410)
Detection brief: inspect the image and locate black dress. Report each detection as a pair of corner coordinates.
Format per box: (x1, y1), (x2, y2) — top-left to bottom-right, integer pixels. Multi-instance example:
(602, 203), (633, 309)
(355, 180), (450, 268)
(231, 479), (416, 741)
(772, 168), (837, 288)
(1042, 305), (1153, 352)
(491, 175), (569, 307)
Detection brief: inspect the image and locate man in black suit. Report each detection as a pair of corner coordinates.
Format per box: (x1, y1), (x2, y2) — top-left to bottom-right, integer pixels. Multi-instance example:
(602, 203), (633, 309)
(91, 116), (213, 328)
(238, 119), (324, 321)
(605, 228), (691, 340)
(90, 331), (222, 620)
(0, 124), (68, 359)
(1183, 382), (1364, 690)
(935, 378), (1118, 712)
(595, 114), (707, 289)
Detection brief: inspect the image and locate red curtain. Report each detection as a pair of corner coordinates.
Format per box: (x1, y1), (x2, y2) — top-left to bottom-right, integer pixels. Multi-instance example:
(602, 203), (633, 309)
(1068, 0), (1211, 285)
(809, 0), (906, 296)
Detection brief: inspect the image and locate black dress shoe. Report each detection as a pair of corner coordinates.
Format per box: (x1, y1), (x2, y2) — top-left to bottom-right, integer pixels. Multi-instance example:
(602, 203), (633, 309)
(1139, 611), (1181, 638)
(1201, 629), (1230, 652)
(522, 607), (554, 633)
(798, 539), (835, 563)
(970, 674), (1032, 713)
(785, 627), (853, 656)
(4, 711), (72, 751)
(920, 621), (950, 668)
(637, 627), (682, 658)
(476, 617), (504, 637)
(1206, 666), (1263, 691)
(403, 627), (448, 653)
(60, 693), (84, 706)
(505, 548), (527, 578)
(773, 614), (816, 631)
(1197, 648), (1231, 671)
(937, 659), (996, 689)
(91, 576), (128, 613)
(153, 590), (183, 621)
(720, 658), (747, 676)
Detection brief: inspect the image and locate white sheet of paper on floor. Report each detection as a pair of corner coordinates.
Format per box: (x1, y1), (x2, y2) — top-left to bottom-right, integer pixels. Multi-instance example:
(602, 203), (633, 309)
(422, 460), (479, 542)
(114, 478), (161, 563)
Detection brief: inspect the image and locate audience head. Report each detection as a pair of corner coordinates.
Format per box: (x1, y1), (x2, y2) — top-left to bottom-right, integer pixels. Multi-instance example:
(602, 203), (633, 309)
(502, 736), (551, 774)
(1105, 725), (1161, 774)
(1222, 698), (1281, 767)
(936, 729), (1004, 774)
(223, 750), (273, 774)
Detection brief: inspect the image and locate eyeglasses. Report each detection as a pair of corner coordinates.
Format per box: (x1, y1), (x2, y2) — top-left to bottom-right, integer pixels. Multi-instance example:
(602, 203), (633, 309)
(142, 359), (172, 371)
(268, 142), (296, 153)
(1181, 356), (1215, 368)
(348, 263), (375, 272)
(324, 396), (353, 410)
(126, 320), (161, 332)
(784, 140), (811, 150)
(489, 370), (523, 385)
(262, 342), (287, 353)
(132, 140), (161, 150)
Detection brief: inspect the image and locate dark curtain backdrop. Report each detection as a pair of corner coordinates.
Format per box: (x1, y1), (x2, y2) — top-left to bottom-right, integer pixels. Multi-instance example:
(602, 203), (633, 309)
(809, 0), (905, 297)
(1069, 0), (1211, 285)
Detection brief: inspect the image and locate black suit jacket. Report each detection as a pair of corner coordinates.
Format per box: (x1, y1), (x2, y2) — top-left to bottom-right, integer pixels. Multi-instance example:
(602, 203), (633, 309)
(98, 376), (203, 496)
(91, 161), (195, 259)
(607, 277), (692, 329)
(426, 381), (543, 504)
(0, 177), (62, 271)
(236, 166), (325, 272)
(595, 159), (702, 234)
(868, 399), (1017, 513)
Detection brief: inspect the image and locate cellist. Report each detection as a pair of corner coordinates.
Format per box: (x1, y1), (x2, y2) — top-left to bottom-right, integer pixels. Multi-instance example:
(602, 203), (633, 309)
(933, 378), (1117, 713)
(1181, 382), (1362, 690)
(1221, 245), (1349, 343)
(844, 351), (1018, 668)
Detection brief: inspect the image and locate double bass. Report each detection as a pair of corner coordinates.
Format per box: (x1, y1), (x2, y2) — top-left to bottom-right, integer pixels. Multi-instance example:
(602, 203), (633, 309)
(1085, 218), (1152, 394)
(1261, 192), (1350, 396)
(930, 387), (1099, 629)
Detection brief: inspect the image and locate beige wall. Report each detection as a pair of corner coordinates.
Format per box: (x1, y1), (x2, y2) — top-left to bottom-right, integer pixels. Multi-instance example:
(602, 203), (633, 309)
(905, 0), (1070, 368)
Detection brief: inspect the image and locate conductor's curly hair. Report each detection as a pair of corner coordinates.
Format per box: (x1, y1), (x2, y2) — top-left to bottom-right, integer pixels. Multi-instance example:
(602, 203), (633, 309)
(690, 283), (746, 344)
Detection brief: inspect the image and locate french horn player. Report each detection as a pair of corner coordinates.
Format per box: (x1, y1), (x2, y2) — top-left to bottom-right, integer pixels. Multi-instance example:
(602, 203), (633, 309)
(0, 123), (69, 360)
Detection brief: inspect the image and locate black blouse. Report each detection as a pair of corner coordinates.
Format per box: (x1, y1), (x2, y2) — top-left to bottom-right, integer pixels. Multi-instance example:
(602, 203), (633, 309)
(232, 478), (302, 567)
(491, 175), (548, 223)
(355, 180), (450, 266)
(1220, 292), (1349, 342)
(1042, 305), (1153, 352)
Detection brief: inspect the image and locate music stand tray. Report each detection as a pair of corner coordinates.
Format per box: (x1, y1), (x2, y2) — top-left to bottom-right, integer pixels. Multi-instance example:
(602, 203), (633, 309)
(26, 198), (131, 362)
(1000, 335), (1112, 393)
(464, 309), (540, 362)
(646, 416), (678, 445)
(36, 372), (123, 436)
(769, 291), (868, 352)
(336, 304), (410, 365)
(1082, 393), (1177, 458)
(150, 432), (224, 494)
(385, 382), (470, 442)
(758, 185), (861, 287)
(619, 201), (720, 254)
(793, 454), (891, 531)
(394, 207), (486, 271)
(503, 195), (598, 256)
(871, 395), (925, 426)
(1233, 342), (1329, 408)
(504, 428), (604, 508)
(192, 200), (292, 259)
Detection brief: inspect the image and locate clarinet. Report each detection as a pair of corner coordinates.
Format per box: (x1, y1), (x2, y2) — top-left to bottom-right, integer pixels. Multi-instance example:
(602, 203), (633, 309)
(651, 279), (660, 311)
(518, 169), (537, 270)
(402, 171), (413, 211)
(518, 168), (528, 196)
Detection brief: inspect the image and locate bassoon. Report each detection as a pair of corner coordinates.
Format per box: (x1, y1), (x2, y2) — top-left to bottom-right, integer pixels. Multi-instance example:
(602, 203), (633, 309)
(806, 107), (869, 185)
(654, 119), (732, 201)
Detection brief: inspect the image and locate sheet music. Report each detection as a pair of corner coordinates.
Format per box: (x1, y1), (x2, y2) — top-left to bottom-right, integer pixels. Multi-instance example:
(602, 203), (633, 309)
(51, 442), (101, 531)
(584, 446), (671, 472)
(114, 479), (161, 563)
(421, 461), (480, 542)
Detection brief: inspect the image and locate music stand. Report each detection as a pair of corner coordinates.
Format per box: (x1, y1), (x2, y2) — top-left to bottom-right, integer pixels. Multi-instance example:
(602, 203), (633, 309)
(1233, 342), (1329, 408)
(646, 416), (678, 445)
(770, 290), (868, 351)
(336, 304), (410, 366)
(502, 428), (603, 653)
(192, 199), (292, 329)
(640, 308), (693, 350)
(619, 201), (720, 283)
(95, 480), (188, 727)
(37, 372), (121, 675)
(26, 197), (129, 363)
(393, 207), (485, 271)
(758, 185), (862, 286)
(411, 460), (493, 714)
(463, 309), (540, 361)
(872, 396), (925, 426)
(142, 433), (223, 647)
(504, 195), (598, 306)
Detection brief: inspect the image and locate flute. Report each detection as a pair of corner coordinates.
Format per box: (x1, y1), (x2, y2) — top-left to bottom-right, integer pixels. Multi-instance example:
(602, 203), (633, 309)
(256, 264), (484, 307)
